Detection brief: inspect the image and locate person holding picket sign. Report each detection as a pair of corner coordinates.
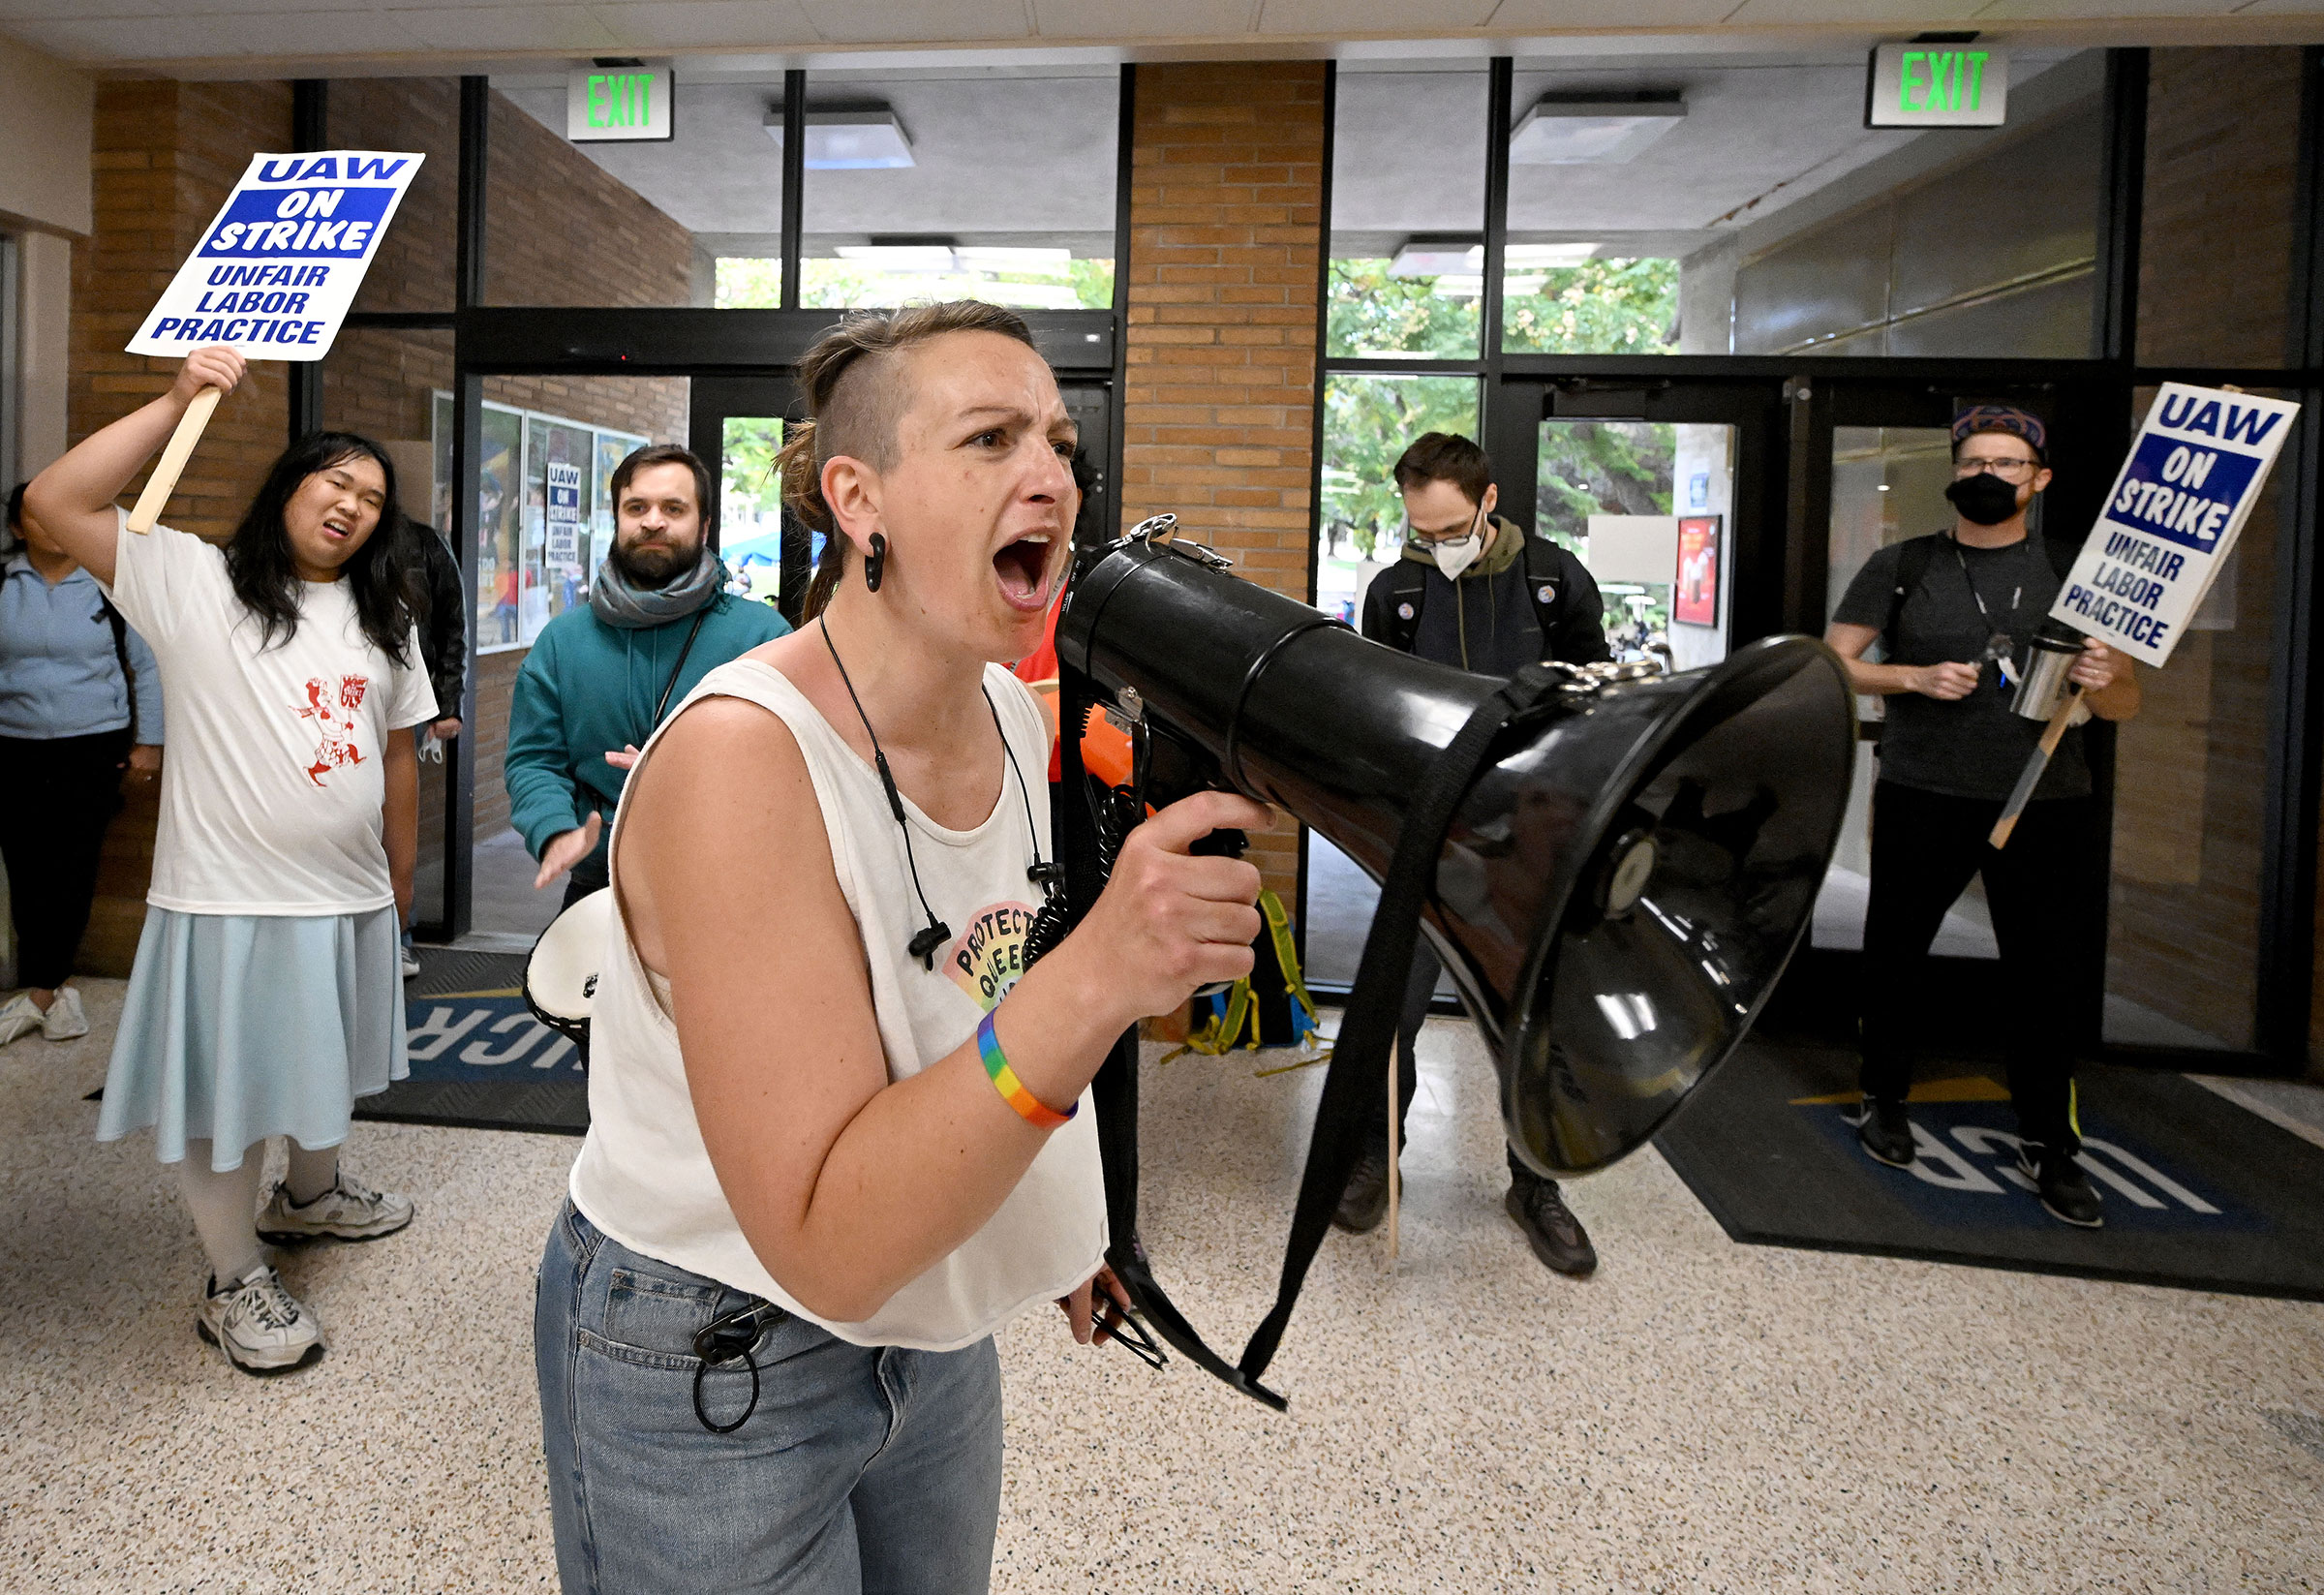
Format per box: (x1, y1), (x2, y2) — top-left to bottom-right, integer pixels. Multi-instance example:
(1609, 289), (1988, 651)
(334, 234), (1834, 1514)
(1823, 406), (2140, 1228)
(25, 347), (433, 1374)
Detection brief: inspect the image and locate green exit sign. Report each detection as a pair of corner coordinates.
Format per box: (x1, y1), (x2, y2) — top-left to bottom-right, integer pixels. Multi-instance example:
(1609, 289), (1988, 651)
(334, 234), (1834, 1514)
(1867, 43), (2009, 129)
(566, 62), (674, 143)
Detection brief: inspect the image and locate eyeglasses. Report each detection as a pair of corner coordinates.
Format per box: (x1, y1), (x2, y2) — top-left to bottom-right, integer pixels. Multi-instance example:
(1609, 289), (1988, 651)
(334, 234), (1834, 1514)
(1954, 456), (2041, 482)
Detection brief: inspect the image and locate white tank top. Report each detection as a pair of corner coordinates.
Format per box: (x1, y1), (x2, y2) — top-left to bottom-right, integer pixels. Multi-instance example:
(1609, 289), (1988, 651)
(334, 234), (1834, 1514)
(567, 656), (1108, 1352)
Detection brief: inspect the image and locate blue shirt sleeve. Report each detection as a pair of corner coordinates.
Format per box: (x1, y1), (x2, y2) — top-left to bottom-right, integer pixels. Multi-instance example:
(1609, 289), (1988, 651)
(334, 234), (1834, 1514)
(127, 624), (165, 744)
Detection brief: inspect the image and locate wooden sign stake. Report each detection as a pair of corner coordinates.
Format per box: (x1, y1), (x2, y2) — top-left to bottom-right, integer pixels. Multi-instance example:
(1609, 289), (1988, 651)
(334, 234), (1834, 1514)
(1988, 688), (2084, 848)
(124, 385), (222, 536)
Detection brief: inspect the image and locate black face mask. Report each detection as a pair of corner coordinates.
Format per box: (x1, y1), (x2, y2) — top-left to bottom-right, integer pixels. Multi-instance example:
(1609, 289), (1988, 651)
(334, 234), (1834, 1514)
(1944, 471), (2024, 526)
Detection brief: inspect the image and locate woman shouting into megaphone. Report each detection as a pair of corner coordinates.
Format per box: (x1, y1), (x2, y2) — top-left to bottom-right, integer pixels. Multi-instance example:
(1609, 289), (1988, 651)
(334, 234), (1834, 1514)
(534, 301), (1270, 1592)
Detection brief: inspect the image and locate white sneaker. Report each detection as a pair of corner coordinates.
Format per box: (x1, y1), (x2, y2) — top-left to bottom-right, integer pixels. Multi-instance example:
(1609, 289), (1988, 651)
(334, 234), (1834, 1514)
(399, 946), (422, 979)
(258, 1169), (415, 1242)
(0, 994), (43, 1046)
(197, 1263), (325, 1374)
(41, 986), (87, 1041)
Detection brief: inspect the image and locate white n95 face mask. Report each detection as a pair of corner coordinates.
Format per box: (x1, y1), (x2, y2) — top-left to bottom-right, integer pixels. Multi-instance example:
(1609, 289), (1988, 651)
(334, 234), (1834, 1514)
(1432, 533), (1483, 580)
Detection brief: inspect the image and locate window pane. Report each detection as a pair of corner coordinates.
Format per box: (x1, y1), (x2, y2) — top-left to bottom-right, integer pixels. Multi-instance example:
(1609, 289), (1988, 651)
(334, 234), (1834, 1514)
(2104, 390), (2289, 1051)
(1329, 67), (1488, 358)
(1318, 372), (1479, 623)
(719, 416), (798, 606)
(799, 69), (1116, 311)
(1507, 50), (2104, 357)
(486, 73), (786, 307)
(2138, 47), (2304, 368)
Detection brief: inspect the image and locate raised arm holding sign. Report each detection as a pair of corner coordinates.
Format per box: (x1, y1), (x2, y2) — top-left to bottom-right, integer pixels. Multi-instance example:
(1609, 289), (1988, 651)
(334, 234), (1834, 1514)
(111, 149), (423, 537)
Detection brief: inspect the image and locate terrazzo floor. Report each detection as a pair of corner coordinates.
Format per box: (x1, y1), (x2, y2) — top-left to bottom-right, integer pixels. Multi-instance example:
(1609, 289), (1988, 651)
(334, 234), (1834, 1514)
(2, 980), (2320, 1591)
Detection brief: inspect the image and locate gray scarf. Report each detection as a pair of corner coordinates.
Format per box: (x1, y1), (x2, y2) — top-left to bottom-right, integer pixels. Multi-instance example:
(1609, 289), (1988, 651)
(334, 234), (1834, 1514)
(589, 543), (723, 629)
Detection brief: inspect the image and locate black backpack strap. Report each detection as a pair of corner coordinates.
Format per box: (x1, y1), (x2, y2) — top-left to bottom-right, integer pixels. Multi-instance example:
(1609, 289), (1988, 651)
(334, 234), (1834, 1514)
(1380, 562), (1428, 653)
(1881, 535), (1942, 658)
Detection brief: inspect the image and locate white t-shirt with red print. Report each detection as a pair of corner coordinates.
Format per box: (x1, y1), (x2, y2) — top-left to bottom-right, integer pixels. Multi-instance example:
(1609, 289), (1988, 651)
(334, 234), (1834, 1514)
(103, 513), (438, 915)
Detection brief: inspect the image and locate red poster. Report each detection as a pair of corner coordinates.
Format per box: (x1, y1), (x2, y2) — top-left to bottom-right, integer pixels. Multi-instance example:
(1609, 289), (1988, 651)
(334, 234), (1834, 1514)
(1674, 515), (1721, 628)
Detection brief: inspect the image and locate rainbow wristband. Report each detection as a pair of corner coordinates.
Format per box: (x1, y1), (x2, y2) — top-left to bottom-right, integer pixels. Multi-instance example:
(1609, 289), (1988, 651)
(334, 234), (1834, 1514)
(977, 1011), (1075, 1130)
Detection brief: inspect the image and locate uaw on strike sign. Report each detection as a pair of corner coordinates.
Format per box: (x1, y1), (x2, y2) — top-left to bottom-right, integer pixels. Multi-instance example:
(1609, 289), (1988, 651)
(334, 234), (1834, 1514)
(2052, 383), (2300, 667)
(127, 150), (423, 359)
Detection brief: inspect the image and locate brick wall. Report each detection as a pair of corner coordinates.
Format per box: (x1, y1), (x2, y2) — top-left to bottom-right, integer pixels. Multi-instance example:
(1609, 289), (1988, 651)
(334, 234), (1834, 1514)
(485, 90), (695, 309)
(70, 79), (294, 540)
(1119, 61), (1327, 903)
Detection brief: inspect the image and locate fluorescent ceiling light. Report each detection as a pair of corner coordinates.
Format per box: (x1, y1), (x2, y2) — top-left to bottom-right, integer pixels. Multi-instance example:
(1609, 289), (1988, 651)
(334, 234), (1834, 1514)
(1389, 237), (1481, 278)
(1506, 242), (1603, 267)
(1509, 95), (1684, 165)
(763, 105), (914, 169)
(954, 247), (1072, 268)
(837, 243), (957, 270)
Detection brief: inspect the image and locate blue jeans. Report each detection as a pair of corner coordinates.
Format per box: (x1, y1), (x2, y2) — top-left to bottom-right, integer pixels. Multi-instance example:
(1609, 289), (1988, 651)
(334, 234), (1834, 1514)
(535, 1201), (1003, 1593)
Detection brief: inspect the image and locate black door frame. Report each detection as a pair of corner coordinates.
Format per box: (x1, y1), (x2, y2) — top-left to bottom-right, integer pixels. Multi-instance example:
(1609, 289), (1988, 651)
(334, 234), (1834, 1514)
(1300, 49), (2324, 1077)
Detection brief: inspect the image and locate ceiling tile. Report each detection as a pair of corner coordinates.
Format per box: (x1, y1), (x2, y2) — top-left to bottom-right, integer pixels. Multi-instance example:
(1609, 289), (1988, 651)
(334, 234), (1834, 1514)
(1, 13), (253, 56)
(589, 0), (820, 46)
(1033, 0), (1251, 36)
(216, 7), (434, 50)
(389, 4), (623, 50)
(1484, 0), (1740, 25)
(800, 0), (1031, 44)
(0, 0), (159, 17)
(1258, 0), (1494, 32)
(1727, 0), (1980, 20)
(1973, 0), (2243, 15)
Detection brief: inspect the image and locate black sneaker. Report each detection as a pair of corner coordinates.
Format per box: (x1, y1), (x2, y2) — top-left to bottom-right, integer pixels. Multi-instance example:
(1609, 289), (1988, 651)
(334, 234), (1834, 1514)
(1855, 1096), (1916, 1167)
(1332, 1144), (1391, 1234)
(2018, 1142), (2103, 1228)
(1505, 1175), (1597, 1276)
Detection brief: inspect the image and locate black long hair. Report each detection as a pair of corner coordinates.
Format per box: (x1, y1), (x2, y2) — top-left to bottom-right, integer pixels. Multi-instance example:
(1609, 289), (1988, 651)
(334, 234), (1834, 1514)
(225, 432), (417, 661)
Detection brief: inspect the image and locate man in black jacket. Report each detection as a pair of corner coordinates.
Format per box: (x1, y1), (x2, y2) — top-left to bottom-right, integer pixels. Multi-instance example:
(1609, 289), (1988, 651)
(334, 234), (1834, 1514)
(1341, 432), (1609, 1277)
(399, 517), (467, 974)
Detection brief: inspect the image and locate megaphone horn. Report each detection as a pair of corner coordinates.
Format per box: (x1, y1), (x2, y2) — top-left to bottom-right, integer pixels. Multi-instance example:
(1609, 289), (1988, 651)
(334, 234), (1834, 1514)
(1055, 522), (1857, 1405)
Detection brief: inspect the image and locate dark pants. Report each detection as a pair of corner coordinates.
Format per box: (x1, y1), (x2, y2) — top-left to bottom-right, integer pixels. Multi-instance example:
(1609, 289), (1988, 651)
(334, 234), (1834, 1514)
(1368, 938), (1544, 1189)
(0, 730), (131, 990)
(1860, 780), (2092, 1153)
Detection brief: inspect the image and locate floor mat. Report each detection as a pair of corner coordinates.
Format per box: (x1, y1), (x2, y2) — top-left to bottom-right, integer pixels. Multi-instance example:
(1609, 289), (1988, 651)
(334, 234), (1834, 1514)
(1652, 1038), (2324, 1302)
(356, 947), (588, 1136)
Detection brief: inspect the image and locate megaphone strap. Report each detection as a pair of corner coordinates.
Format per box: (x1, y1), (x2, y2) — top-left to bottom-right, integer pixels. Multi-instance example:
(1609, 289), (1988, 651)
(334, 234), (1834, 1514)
(1234, 659), (1567, 1391)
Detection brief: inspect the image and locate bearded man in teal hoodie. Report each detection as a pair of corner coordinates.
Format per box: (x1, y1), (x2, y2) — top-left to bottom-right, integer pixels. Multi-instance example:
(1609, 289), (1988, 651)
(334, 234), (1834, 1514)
(506, 444), (789, 907)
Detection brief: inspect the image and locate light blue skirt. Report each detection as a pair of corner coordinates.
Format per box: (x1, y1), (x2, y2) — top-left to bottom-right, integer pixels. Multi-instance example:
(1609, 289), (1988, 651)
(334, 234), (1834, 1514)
(96, 905), (409, 1171)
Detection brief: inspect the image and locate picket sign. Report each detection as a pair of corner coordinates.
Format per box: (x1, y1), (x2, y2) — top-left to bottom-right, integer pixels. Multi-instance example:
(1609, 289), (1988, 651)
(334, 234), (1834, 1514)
(2051, 383), (2300, 667)
(1989, 383), (2301, 847)
(121, 149), (424, 533)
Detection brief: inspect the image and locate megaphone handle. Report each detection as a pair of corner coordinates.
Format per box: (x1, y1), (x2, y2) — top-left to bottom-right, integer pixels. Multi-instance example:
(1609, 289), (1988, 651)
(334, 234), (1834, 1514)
(1189, 826), (1248, 859)
(125, 384), (223, 536)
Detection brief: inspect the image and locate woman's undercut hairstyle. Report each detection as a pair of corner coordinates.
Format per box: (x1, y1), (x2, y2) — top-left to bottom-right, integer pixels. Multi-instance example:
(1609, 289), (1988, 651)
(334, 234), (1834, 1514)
(1392, 432), (1494, 506)
(610, 443), (718, 540)
(227, 431), (417, 662)
(778, 301), (1043, 620)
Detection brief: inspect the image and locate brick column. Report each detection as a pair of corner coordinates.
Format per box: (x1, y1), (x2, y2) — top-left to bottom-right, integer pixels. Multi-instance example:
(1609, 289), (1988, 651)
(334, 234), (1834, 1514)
(1120, 62), (1327, 902)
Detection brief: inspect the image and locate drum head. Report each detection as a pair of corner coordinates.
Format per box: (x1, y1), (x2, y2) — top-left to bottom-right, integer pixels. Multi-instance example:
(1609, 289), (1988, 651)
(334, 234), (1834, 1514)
(526, 887), (613, 1044)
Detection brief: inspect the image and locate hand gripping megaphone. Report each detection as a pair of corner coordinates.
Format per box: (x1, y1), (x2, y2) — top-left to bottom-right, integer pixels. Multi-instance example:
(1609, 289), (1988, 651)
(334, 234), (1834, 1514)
(1052, 516), (1856, 1408)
